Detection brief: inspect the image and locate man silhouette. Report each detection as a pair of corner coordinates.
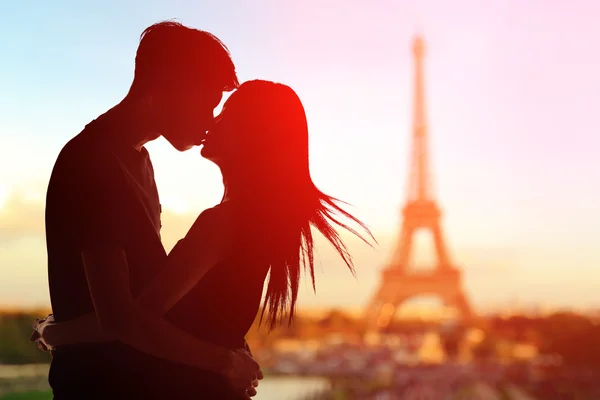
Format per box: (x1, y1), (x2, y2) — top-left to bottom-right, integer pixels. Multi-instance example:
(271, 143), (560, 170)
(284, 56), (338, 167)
(43, 21), (259, 399)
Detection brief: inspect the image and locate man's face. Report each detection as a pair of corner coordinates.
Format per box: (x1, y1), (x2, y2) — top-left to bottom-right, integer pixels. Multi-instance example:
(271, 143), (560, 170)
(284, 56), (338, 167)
(156, 77), (224, 152)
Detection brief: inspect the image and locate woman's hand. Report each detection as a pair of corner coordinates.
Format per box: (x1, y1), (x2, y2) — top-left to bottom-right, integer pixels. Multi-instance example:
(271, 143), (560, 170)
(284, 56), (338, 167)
(221, 348), (261, 399)
(30, 314), (56, 351)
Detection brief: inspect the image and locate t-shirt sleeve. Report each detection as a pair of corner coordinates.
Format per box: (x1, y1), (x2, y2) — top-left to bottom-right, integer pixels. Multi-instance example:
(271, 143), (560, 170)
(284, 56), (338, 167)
(71, 150), (131, 250)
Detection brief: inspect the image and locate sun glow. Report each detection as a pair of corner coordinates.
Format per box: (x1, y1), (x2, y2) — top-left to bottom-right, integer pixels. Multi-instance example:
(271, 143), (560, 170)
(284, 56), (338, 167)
(0, 185), (8, 210)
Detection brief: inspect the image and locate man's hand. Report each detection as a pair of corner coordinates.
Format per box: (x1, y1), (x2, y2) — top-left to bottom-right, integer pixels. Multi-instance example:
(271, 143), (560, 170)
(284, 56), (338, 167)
(222, 348), (261, 399)
(245, 368), (264, 397)
(30, 314), (56, 352)
(242, 340), (262, 396)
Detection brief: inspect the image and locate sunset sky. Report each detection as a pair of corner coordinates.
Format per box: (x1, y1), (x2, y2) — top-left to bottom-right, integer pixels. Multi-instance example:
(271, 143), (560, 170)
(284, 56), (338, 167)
(1, 0), (599, 312)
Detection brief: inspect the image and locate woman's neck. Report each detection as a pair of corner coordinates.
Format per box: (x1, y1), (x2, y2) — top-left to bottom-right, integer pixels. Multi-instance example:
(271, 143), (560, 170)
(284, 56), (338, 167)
(220, 169), (261, 204)
(221, 181), (247, 203)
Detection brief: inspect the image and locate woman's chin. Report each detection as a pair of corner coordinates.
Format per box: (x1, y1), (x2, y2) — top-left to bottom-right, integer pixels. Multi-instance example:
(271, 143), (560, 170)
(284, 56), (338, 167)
(199, 146), (216, 161)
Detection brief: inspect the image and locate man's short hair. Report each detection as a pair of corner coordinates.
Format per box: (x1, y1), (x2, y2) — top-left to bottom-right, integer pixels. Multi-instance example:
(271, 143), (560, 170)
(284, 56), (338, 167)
(133, 21), (239, 93)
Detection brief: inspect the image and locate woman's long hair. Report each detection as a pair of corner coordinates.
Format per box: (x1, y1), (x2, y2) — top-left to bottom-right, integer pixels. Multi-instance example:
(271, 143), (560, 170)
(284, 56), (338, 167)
(224, 80), (375, 330)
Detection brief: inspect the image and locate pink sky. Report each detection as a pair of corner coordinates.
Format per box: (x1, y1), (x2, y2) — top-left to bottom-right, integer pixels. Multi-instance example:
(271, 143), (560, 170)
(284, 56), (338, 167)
(0, 0), (599, 311)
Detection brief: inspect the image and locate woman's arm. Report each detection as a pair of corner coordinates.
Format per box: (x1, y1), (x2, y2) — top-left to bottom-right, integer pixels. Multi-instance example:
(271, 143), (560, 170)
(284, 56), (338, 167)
(79, 245), (236, 372)
(38, 207), (232, 348)
(135, 206), (234, 315)
(34, 205), (261, 395)
(77, 244), (259, 398)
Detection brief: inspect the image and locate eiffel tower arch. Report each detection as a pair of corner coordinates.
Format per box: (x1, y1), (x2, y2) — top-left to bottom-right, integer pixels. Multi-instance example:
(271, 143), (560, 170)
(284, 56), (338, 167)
(365, 35), (473, 331)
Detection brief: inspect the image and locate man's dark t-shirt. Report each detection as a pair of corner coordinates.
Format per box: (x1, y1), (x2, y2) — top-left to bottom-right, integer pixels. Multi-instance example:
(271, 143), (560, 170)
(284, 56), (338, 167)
(45, 120), (167, 396)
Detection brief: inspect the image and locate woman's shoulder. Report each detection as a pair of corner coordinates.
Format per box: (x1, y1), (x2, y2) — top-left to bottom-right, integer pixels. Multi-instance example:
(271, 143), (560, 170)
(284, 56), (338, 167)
(168, 204), (238, 261)
(185, 202), (238, 241)
(202, 201), (239, 223)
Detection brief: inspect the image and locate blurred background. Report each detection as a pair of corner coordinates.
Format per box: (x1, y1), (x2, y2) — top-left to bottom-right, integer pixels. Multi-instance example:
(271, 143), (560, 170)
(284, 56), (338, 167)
(1, 0), (599, 399)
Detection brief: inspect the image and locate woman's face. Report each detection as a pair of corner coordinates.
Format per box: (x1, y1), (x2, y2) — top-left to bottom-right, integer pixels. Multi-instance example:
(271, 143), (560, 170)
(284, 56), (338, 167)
(200, 81), (306, 175)
(200, 99), (249, 166)
(200, 89), (269, 168)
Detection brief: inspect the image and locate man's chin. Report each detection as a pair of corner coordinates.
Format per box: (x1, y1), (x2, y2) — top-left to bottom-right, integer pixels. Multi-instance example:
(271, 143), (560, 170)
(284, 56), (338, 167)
(163, 133), (203, 152)
(199, 146), (213, 159)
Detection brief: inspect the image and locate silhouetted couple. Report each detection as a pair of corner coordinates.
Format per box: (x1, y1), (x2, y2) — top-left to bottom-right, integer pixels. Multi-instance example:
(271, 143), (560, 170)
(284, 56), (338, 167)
(31, 21), (372, 399)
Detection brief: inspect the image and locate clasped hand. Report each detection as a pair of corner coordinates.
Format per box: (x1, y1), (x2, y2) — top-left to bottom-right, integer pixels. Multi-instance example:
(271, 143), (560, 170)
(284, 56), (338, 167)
(225, 349), (264, 399)
(30, 314), (55, 352)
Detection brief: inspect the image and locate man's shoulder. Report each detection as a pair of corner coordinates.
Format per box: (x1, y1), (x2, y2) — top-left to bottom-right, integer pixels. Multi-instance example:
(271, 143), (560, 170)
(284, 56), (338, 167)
(58, 129), (115, 164)
(52, 128), (123, 180)
(47, 131), (130, 213)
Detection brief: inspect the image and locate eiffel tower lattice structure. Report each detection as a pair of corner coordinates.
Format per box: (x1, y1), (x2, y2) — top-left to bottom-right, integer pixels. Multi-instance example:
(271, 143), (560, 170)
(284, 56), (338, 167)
(365, 35), (473, 331)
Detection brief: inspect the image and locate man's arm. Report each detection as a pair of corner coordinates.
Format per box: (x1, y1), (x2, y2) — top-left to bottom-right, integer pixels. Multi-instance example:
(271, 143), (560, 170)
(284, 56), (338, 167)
(34, 313), (105, 347)
(245, 341), (264, 382)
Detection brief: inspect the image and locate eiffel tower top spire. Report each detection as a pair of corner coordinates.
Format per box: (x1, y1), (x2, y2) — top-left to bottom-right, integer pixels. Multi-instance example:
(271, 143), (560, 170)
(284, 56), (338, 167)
(407, 34), (432, 203)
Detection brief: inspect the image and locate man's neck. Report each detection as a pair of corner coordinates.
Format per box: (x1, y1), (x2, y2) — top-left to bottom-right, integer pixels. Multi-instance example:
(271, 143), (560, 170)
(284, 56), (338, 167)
(94, 101), (158, 151)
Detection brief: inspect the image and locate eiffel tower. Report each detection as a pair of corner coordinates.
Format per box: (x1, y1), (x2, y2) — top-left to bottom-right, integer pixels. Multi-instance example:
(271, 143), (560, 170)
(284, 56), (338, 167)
(365, 35), (473, 330)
